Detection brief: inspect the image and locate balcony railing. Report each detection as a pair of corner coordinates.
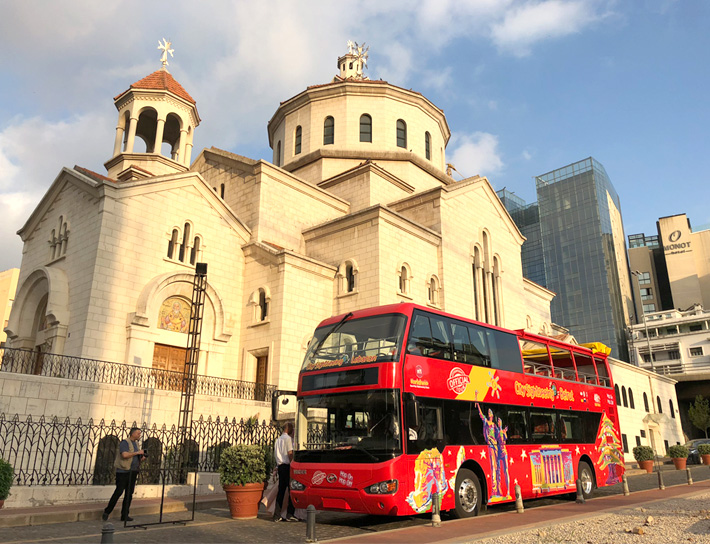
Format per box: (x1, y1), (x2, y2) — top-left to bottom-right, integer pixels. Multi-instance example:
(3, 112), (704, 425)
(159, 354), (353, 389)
(639, 358), (710, 377)
(0, 348), (276, 402)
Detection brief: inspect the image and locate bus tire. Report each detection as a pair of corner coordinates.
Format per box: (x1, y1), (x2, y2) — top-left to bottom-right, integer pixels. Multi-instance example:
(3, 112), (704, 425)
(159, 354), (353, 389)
(578, 461), (595, 500)
(453, 468), (482, 518)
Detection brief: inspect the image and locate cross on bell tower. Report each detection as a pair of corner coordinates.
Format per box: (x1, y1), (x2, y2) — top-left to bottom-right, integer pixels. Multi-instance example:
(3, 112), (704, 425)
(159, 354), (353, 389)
(337, 41), (370, 80)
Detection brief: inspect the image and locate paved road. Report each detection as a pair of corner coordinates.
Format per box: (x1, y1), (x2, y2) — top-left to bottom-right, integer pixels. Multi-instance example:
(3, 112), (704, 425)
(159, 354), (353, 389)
(2, 464), (708, 543)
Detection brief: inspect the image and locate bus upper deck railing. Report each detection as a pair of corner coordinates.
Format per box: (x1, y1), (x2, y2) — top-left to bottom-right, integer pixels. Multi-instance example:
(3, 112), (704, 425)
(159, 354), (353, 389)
(522, 360), (610, 387)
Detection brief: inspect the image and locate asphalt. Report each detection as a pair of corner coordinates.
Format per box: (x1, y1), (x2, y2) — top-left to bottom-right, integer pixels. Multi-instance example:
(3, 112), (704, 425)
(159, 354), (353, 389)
(0, 465), (707, 543)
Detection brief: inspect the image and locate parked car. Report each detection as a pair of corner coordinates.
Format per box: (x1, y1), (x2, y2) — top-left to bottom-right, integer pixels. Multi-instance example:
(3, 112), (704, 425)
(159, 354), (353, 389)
(684, 439), (710, 464)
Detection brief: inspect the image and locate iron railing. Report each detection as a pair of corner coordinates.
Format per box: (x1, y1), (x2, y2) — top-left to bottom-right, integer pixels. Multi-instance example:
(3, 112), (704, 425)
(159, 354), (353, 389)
(0, 348), (276, 402)
(0, 413), (280, 487)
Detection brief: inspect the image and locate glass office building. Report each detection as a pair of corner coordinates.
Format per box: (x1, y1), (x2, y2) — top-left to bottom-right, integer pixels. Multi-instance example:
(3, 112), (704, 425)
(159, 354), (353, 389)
(497, 189), (546, 287)
(535, 158), (632, 360)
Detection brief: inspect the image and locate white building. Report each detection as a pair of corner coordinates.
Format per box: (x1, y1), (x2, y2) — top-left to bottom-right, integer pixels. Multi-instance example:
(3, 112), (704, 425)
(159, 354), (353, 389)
(629, 304), (710, 439)
(610, 358), (684, 462)
(3, 47), (556, 425)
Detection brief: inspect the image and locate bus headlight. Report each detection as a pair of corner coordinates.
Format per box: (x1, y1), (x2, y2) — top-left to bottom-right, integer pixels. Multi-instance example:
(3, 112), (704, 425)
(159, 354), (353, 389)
(366, 480), (398, 494)
(290, 480), (305, 491)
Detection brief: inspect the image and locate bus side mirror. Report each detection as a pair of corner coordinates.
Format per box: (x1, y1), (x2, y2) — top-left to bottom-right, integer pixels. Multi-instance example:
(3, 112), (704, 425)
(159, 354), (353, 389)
(272, 390), (297, 422)
(403, 392), (419, 429)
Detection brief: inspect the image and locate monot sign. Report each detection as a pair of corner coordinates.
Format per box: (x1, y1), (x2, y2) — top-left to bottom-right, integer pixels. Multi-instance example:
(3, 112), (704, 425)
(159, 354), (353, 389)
(664, 230), (692, 254)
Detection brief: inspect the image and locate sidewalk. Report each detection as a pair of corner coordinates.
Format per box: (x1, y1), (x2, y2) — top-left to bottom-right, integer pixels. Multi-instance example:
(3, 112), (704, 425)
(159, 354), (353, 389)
(0, 492), (227, 528)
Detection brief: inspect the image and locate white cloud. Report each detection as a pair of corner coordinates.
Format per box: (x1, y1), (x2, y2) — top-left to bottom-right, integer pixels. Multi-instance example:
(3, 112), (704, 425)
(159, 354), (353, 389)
(447, 132), (505, 179)
(522, 149), (533, 160)
(490, 0), (605, 57)
(0, 112), (113, 269)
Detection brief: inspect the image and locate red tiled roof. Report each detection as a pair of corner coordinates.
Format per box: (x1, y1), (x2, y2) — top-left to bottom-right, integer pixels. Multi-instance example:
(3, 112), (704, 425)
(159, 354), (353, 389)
(74, 166), (116, 184)
(115, 69), (196, 104)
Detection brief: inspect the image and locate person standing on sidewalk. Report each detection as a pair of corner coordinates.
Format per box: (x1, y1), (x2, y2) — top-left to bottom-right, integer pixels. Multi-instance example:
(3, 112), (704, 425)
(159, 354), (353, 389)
(273, 422), (297, 522)
(102, 427), (145, 522)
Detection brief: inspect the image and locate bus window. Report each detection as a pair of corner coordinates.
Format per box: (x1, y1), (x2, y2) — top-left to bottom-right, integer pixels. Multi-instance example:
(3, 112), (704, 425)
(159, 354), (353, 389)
(450, 321), (471, 363)
(487, 330), (523, 372)
(549, 346), (576, 381)
(520, 340), (552, 377)
(530, 410), (555, 443)
(428, 315), (452, 360)
(594, 356), (610, 387)
(407, 314), (433, 356)
(465, 324), (492, 367)
(574, 353), (597, 385)
(507, 408), (528, 444)
(408, 401), (444, 454)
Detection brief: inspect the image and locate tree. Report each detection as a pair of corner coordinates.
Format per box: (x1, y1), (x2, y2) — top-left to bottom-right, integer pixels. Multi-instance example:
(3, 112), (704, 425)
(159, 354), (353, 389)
(688, 395), (710, 438)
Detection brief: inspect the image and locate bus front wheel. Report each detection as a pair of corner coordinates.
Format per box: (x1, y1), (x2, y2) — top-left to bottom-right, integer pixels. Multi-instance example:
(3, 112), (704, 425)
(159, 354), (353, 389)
(454, 468), (482, 518)
(578, 461), (595, 500)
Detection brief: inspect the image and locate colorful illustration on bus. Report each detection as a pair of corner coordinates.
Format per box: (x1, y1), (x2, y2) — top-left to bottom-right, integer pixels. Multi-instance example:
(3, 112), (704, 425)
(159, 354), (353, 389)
(596, 412), (623, 485)
(406, 448), (448, 513)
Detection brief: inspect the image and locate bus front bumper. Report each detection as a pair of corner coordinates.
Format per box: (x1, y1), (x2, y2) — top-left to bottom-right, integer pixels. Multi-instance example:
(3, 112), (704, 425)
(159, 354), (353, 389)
(290, 487), (401, 516)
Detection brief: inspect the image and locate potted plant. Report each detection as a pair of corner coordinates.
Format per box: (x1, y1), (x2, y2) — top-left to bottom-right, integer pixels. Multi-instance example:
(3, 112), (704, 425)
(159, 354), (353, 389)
(668, 444), (689, 470)
(0, 458), (14, 509)
(632, 445), (654, 473)
(698, 444), (710, 465)
(219, 444), (267, 519)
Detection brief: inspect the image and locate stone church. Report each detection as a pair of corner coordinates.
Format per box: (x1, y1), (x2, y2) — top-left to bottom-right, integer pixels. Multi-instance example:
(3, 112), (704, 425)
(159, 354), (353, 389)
(5, 45), (556, 420)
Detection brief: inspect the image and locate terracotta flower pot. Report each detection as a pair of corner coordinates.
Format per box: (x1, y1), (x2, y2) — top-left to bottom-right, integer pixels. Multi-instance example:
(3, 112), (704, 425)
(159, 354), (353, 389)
(638, 460), (654, 473)
(672, 457), (687, 470)
(702, 454), (710, 466)
(223, 483), (264, 519)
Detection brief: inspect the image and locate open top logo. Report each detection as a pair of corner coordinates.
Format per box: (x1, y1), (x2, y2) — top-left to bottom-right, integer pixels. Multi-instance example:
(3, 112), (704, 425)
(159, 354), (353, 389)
(447, 367), (470, 394)
(669, 230), (682, 242)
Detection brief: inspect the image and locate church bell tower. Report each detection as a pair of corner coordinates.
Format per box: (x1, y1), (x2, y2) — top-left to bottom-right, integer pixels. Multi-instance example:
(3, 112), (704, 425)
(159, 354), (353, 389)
(105, 39), (201, 181)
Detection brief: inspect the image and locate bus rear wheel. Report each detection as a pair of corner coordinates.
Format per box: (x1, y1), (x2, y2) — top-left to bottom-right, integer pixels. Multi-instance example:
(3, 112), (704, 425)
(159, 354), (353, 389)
(454, 468), (482, 518)
(578, 461), (595, 500)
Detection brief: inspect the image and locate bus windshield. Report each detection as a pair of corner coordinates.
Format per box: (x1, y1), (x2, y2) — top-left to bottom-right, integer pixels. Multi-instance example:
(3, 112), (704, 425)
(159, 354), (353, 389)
(295, 389), (402, 463)
(301, 314), (407, 372)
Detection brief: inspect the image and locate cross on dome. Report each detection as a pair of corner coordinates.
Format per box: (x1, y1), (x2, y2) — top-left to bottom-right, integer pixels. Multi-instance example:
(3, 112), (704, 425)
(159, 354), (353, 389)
(338, 40), (370, 80)
(158, 38), (174, 71)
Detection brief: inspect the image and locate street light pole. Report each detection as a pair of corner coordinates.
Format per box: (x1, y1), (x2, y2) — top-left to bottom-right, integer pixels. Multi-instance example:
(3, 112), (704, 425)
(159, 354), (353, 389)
(631, 270), (654, 371)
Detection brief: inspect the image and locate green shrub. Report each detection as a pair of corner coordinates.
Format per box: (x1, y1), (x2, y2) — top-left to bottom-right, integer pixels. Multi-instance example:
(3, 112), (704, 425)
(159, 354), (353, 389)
(262, 442), (276, 481)
(632, 445), (654, 462)
(218, 444), (266, 487)
(0, 459), (14, 501)
(668, 444), (689, 459)
(698, 444), (710, 455)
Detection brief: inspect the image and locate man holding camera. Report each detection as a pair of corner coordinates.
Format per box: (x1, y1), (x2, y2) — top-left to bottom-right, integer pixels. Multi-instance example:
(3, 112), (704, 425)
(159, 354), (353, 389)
(102, 427), (145, 522)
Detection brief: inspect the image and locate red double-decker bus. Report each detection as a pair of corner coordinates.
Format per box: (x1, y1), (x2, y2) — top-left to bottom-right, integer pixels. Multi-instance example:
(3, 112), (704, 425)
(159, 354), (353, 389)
(273, 303), (624, 518)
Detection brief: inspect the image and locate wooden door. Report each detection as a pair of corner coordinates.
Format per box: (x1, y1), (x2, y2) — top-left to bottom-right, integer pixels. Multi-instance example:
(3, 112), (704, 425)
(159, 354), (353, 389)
(152, 344), (187, 390)
(255, 355), (268, 401)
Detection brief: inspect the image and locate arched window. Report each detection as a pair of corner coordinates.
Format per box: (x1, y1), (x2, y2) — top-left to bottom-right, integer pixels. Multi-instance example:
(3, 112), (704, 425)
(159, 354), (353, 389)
(492, 256), (502, 326)
(167, 228), (179, 259)
(295, 126), (302, 155)
(276, 141), (281, 166)
(336, 260), (358, 295)
(259, 289), (269, 321)
(428, 276), (440, 306)
(629, 388), (635, 409)
(669, 399), (675, 418)
(345, 263), (355, 293)
(398, 264), (411, 296)
(472, 248), (481, 321)
(425, 131), (431, 160)
(220, 183), (225, 199)
(621, 386), (628, 408)
(50, 229), (57, 260)
(396, 120), (407, 148)
(643, 392), (650, 412)
(656, 396), (662, 413)
(360, 114), (372, 142)
(615, 384), (621, 406)
(179, 223), (191, 262)
(190, 236), (201, 265)
(324, 116), (334, 145)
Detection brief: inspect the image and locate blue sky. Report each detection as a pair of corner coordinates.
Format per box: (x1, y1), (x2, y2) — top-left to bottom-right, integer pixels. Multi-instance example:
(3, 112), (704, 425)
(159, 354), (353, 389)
(1, 0), (708, 272)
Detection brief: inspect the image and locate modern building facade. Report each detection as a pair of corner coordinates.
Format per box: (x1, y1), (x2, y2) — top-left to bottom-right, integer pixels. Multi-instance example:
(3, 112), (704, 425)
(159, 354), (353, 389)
(628, 214), (710, 318)
(500, 158), (634, 360)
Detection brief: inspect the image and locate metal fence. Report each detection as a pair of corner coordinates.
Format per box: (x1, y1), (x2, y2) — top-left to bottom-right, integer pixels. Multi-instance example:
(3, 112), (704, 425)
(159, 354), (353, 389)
(0, 413), (280, 487)
(0, 347), (276, 402)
